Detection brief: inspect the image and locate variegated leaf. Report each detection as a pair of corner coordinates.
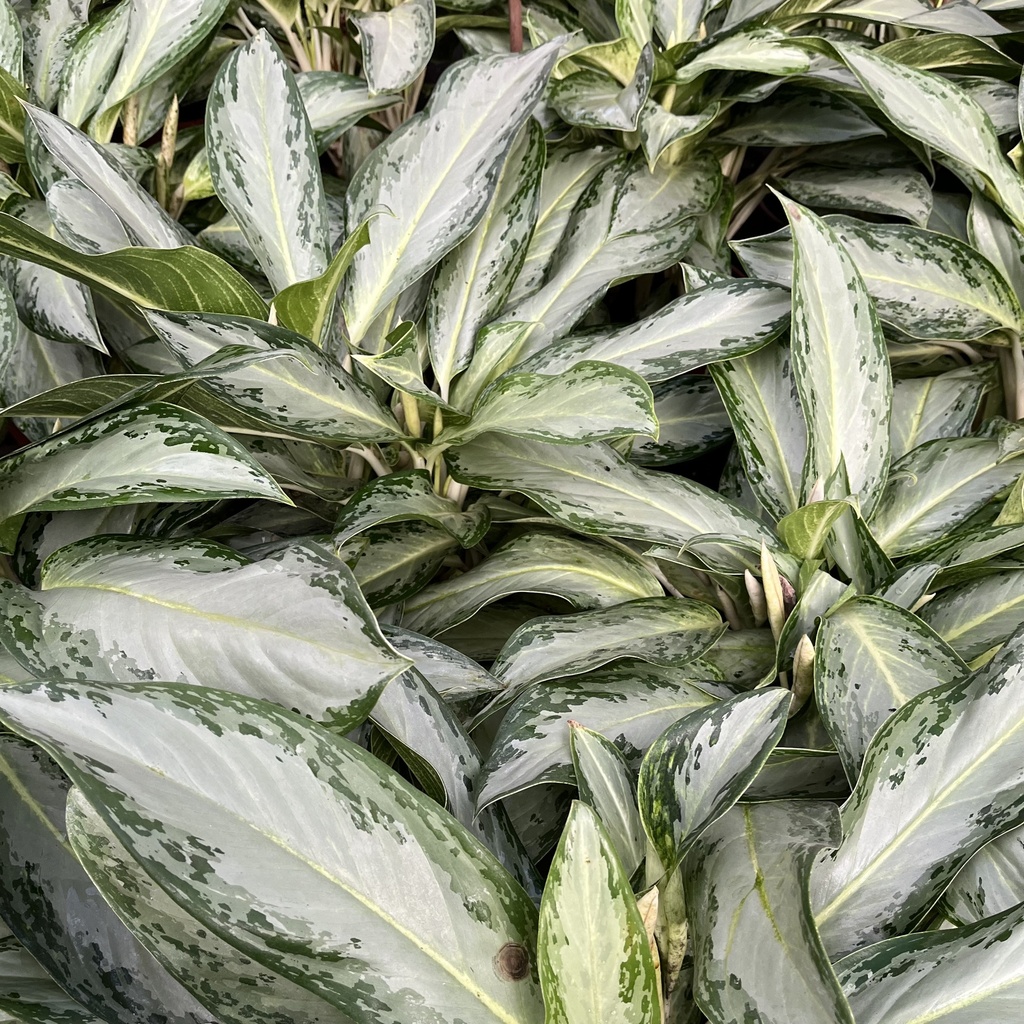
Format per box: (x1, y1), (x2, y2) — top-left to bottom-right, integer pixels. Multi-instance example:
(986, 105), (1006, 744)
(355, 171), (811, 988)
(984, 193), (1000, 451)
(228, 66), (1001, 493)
(811, 626), (1024, 957)
(735, 217), (1024, 341)
(57, 1), (129, 127)
(0, 932), (106, 1023)
(0, 0), (22, 81)
(654, 0), (719, 47)
(710, 340), (806, 520)
(919, 568), (1024, 661)
(0, 681), (547, 1024)
(718, 90), (884, 147)
(426, 120), (544, 398)
(674, 27), (809, 83)
(869, 424), (1024, 557)
(0, 402), (287, 529)
(0, 316), (103, 443)
(815, 597), (969, 780)
(776, 166), (932, 227)
(684, 802), (852, 1024)
(638, 689), (790, 874)
(506, 145), (616, 306)
(401, 531), (663, 636)
(0, 537), (410, 730)
(297, 70), (399, 151)
(517, 278), (790, 383)
(0, 735), (211, 1024)
(66, 788), (356, 1024)
(446, 433), (789, 575)
(631, 376), (731, 467)
(637, 101), (719, 172)
(0, 61), (25, 163)
(383, 625), (504, 703)
(145, 310), (402, 443)
(539, 802), (660, 1024)
(489, 597), (723, 699)
(836, 42), (1024, 232)
(100, 0), (234, 119)
(477, 663), (718, 810)
(836, 902), (1024, 1024)
(4, 196), (104, 351)
(569, 724), (645, 881)
(782, 197), (891, 515)
(943, 823), (1024, 925)
(354, 0), (434, 96)
(344, 520), (460, 607)
(890, 364), (994, 460)
(342, 43), (559, 343)
(46, 177), (132, 253)
(26, 104), (191, 248)
(437, 361), (657, 446)
(369, 665), (540, 898)
(500, 155), (720, 356)
(550, 44), (653, 133)
(334, 470), (489, 549)
(23, 0), (83, 109)
(206, 30), (330, 292)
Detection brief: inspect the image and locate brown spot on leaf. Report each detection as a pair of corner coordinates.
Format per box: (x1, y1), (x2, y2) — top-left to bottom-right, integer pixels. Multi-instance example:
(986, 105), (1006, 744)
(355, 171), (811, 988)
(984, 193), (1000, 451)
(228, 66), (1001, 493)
(494, 942), (530, 981)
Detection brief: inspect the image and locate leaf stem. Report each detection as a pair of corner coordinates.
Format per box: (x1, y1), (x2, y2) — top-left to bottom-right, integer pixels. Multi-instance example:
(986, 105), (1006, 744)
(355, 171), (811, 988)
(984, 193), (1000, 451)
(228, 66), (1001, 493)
(509, 0), (523, 52)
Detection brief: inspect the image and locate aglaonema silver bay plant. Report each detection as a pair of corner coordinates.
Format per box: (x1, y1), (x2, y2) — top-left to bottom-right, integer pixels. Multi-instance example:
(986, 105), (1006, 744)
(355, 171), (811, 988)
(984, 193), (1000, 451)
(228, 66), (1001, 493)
(2, 0), (1024, 1021)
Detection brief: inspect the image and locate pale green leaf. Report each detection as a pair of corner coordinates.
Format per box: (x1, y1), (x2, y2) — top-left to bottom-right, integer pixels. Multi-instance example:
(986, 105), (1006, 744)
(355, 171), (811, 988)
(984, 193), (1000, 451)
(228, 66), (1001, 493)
(539, 802), (660, 1024)
(919, 568), (1024, 661)
(46, 178), (132, 254)
(353, 0), (435, 96)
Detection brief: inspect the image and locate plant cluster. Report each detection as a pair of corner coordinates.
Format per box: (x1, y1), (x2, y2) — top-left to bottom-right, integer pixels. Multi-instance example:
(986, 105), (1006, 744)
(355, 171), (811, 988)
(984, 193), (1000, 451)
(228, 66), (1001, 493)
(1, 0), (1024, 1022)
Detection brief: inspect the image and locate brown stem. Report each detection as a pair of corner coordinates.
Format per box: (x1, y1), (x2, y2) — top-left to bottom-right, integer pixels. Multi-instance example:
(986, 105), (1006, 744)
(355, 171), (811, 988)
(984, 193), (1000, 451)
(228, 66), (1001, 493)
(509, 0), (523, 53)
